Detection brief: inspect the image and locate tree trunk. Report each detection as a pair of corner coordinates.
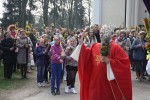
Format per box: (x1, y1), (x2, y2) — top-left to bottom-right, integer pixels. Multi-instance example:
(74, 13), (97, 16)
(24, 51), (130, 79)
(68, 0), (74, 29)
(18, 0), (22, 28)
(60, 0), (63, 27)
(43, 0), (50, 27)
(53, 0), (56, 27)
(19, 0), (28, 28)
(88, 0), (91, 27)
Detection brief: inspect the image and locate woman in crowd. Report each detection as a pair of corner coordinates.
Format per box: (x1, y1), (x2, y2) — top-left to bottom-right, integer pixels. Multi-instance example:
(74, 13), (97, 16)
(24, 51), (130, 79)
(129, 29), (137, 71)
(0, 31), (16, 79)
(88, 29), (97, 46)
(16, 29), (32, 79)
(132, 31), (146, 81)
(116, 29), (131, 55)
(65, 37), (78, 94)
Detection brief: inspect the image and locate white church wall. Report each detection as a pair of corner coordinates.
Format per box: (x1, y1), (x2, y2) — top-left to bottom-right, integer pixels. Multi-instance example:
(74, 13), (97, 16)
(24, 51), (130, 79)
(91, 0), (148, 28)
(91, 0), (100, 25)
(101, 0), (125, 27)
(138, 0), (149, 26)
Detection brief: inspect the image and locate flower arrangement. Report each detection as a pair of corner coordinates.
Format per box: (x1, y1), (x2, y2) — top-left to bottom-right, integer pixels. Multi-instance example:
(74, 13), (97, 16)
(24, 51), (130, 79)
(143, 18), (150, 60)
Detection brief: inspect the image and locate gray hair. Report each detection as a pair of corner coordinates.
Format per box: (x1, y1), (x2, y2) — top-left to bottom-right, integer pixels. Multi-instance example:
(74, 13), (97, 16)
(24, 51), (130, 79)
(100, 25), (114, 44)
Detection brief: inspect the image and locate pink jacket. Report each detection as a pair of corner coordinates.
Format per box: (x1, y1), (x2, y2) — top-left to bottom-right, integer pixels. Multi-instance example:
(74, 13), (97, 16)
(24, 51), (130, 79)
(50, 44), (62, 63)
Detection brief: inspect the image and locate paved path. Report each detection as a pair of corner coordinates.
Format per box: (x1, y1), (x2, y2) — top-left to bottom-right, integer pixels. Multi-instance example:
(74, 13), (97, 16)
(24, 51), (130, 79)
(132, 72), (150, 100)
(24, 75), (80, 100)
(23, 71), (150, 100)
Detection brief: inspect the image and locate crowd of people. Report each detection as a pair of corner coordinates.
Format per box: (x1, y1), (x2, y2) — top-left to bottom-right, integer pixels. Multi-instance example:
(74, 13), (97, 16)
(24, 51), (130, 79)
(0, 23), (149, 96)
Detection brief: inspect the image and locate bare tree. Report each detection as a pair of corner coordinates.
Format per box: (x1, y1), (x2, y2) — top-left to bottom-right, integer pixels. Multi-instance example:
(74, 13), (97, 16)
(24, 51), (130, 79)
(83, 0), (92, 27)
(43, 0), (50, 26)
(68, 0), (75, 29)
(39, 0), (50, 27)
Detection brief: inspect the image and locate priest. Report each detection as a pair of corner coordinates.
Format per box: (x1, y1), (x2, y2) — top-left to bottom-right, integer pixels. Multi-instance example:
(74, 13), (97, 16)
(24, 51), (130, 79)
(71, 25), (132, 100)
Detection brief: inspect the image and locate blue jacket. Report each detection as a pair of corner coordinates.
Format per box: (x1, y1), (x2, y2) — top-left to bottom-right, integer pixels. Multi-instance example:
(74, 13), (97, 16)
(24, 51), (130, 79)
(131, 38), (146, 60)
(35, 46), (46, 66)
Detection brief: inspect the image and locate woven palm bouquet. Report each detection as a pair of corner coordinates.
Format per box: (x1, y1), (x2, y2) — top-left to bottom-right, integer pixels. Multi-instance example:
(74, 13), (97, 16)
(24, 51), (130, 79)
(100, 38), (110, 56)
(143, 18), (150, 60)
(100, 25), (113, 57)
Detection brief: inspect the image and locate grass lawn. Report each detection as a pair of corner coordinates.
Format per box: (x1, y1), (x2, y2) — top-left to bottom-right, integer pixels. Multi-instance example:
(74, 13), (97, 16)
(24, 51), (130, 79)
(0, 65), (30, 90)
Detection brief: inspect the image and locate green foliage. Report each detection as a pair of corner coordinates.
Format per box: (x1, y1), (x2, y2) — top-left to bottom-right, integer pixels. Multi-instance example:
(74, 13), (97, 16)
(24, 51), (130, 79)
(0, 0), (88, 29)
(26, 10), (35, 24)
(73, 0), (85, 28)
(0, 0), (19, 29)
(0, 0), (37, 29)
(48, 0), (86, 29)
(0, 65), (28, 90)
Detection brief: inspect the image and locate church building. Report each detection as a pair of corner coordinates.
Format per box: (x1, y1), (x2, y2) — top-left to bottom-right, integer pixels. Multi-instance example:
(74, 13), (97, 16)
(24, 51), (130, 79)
(92, 0), (150, 30)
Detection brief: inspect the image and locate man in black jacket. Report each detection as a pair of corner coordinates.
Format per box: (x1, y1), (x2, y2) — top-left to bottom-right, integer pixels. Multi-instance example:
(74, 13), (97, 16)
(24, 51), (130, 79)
(92, 24), (101, 43)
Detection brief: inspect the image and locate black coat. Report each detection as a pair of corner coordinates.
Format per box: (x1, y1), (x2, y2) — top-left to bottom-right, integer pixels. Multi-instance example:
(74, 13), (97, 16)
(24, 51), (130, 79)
(94, 31), (101, 43)
(29, 33), (37, 51)
(0, 37), (16, 64)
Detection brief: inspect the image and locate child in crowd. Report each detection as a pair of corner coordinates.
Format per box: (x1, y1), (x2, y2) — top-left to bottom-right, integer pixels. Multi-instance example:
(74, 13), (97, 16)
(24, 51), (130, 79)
(50, 35), (63, 95)
(35, 38), (46, 87)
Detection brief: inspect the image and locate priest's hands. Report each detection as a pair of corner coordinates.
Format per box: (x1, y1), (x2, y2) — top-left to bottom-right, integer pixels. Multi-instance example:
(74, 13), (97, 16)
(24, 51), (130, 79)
(101, 56), (110, 64)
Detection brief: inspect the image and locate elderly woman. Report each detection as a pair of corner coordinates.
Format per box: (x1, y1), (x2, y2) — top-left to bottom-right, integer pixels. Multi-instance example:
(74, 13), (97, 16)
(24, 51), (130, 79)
(65, 37), (78, 94)
(16, 29), (32, 79)
(116, 29), (131, 55)
(132, 31), (146, 81)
